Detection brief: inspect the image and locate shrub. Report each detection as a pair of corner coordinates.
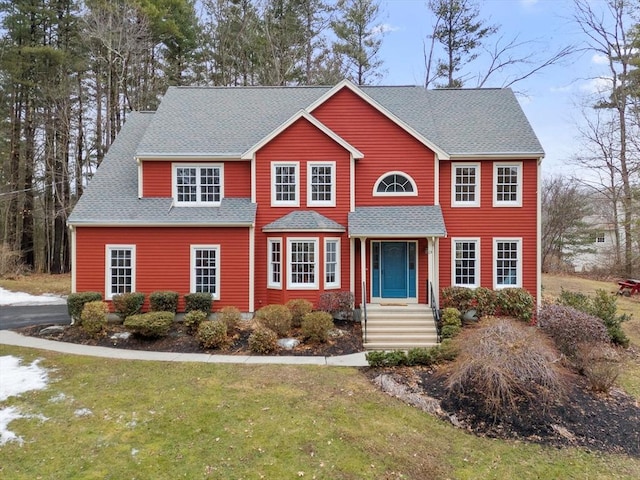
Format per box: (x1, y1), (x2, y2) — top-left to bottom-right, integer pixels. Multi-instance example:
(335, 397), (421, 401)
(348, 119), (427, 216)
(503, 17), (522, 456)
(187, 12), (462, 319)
(0, 243), (26, 276)
(80, 301), (109, 338)
(440, 307), (462, 339)
(473, 287), (497, 317)
(538, 304), (610, 359)
(575, 343), (621, 393)
(149, 291), (179, 313)
(217, 306), (242, 331)
(365, 350), (408, 367)
(317, 291), (354, 320)
(286, 299), (313, 328)
(301, 311), (334, 343)
(183, 310), (208, 334)
(366, 344), (456, 367)
(255, 304), (292, 337)
(496, 288), (535, 322)
(441, 286), (475, 312)
(112, 292), (145, 322)
(446, 318), (565, 420)
(67, 292), (102, 323)
(432, 339), (459, 362)
(196, 320), (229, 349)
(124, 311), (174, 337)
(248, 326), (278, 354)
(184, 292), (213, 314)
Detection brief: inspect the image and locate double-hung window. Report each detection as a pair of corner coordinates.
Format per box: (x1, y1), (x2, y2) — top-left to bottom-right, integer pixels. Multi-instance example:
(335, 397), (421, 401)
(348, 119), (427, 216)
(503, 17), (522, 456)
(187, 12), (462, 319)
(494, 163), (522, 206)
(494, 239), (521, 288)
(268, 239), (282, 288)
(324, 238), (340, 289)
(272, 162), (299, 206)
(453, 239), (479, 287)
(308, 162), (335, 206)
(174, 164), (223, 205)
(452, 163), (480, 206)
(106, 245), (135, 299)
(191, 245), (220, 298)
(287, 238), (318, 289)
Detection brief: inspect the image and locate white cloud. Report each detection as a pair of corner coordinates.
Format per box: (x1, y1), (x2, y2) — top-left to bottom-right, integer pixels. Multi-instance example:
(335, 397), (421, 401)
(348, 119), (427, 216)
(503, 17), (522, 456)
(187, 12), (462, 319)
(550, 85), (574, 93)
(592, 54), (609, 65)
(371, 23), (399, 36)
(580, 76), (614, 94)
(520, 0), (539, 6)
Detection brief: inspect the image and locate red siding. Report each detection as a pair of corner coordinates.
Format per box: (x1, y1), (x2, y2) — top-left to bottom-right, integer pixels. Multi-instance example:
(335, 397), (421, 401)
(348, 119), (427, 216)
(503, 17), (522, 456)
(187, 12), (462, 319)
(141, 160), (251, 198)
(75, 226), (251, 311)
(313, 87), (437, 206)
(439, 159), (538, 299)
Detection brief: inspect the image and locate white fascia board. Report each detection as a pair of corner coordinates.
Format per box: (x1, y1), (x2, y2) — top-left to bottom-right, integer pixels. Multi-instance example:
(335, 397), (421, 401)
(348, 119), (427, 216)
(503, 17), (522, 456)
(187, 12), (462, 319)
(240, 110), (363, 160)
(67, 221), (255, 228)
(136, 154), (244, 161)
(305, 79), (451, 161)
(447, 152), (545, 160)
(348, 232), (447, 239)
(262, 228), (346, 233)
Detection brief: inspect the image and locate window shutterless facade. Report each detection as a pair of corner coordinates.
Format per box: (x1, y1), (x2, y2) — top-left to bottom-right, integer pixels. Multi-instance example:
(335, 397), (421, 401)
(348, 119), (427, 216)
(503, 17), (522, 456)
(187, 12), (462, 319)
(494, 162), (522, 206)
(452, 163), (480, 206)
(272, 162), (299, 206)
(494, 238), (521, 288)
(287, 238), (318, 289)
(267, 238), (282, 288)
(106, 245), (135, 299)
(324, 238), (340, 289)
(191, 245), (220, 298)
(308, 162), (335, 206)
(173, 164), (223, 205)
(452, 239), (479, 287)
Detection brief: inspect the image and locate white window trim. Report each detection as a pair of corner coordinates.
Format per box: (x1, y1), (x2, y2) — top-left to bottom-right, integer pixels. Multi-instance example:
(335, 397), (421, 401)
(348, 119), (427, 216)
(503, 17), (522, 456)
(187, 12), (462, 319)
(307, 161), (336, 207)
(324, 237), (341, 289)
(105, 245), (136, 300)
(190, 244), (221, 299)
(267, 238), (282, 289)
(493, 238), (522, 289)
(493, 162), (522, 207)
(172, 163), (224, 206)
(451, 238), (480, 288)
(287, 237), (319, 290)
(451, 162), (480, 207)
(271, 161), (300, 207)
(372, 171), (418, 196)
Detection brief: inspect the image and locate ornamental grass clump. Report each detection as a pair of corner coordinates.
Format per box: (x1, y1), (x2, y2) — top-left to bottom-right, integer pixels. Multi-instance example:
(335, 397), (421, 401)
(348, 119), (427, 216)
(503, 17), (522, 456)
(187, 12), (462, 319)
(217, 306), (242, 331)
(286, 298), (313, 328)
(196, 320), (229, 349)
(248, 326), (278, 354)
(446, 318), (565, 421)
(124, 311), (174, 337)
(574, 342), (621, 393)
(255, 304), (292, 337)
(301, 311), (334, 343)
(111, 292), (145, 322)
(80, 301), (109, 338)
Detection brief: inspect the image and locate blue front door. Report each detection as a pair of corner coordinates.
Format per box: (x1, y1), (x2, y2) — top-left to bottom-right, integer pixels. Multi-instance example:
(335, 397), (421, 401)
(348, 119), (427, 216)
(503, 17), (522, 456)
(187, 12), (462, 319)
(381, 242), (408, 298)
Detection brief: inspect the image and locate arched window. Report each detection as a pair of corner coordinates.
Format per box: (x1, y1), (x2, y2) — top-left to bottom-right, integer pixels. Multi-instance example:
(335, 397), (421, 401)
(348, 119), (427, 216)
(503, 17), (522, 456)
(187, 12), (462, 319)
(373, 172), (418, 196)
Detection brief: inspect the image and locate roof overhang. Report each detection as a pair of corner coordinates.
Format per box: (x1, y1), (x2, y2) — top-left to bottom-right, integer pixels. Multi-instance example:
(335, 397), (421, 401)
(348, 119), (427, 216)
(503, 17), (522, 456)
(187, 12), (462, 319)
(447, 152), (545, 160)
(348, 205), (447, 238)
(67, 221), (255, 228)
(135, 154), (244, 161)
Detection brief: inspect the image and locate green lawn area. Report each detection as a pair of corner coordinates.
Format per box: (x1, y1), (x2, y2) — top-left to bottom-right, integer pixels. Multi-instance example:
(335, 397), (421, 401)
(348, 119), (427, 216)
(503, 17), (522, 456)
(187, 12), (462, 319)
(1, 273), (640, 478)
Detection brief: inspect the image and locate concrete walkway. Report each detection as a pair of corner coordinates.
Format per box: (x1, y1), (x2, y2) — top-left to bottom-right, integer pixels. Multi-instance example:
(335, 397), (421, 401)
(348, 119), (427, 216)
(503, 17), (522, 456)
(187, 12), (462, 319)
(0, 330), (368, 367)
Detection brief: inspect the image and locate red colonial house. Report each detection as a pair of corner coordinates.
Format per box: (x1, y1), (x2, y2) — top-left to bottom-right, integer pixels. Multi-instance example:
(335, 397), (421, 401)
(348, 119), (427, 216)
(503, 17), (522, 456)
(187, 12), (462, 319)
(68, 80), (543, 349)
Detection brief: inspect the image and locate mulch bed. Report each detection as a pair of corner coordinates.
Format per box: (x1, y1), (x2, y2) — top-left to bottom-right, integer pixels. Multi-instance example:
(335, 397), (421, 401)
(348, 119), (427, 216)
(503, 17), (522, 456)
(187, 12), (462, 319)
(17, 318), (363, 357)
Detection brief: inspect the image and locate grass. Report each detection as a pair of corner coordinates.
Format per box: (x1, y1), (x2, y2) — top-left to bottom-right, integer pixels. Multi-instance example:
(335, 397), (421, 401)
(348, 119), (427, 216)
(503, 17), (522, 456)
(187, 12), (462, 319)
(0, 273), (70, 296)
(1, 344), (640, 479)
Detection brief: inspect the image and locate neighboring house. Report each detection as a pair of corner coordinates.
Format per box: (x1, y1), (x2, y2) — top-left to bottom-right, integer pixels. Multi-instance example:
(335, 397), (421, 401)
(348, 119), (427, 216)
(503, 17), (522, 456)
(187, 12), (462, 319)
(571, 217), (618, 272)
(68, 80), (544, 349)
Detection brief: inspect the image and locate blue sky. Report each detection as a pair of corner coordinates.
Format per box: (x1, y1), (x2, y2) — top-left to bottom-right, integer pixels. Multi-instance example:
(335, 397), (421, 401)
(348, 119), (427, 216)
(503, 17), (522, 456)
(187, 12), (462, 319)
(376, 0), (606, 176)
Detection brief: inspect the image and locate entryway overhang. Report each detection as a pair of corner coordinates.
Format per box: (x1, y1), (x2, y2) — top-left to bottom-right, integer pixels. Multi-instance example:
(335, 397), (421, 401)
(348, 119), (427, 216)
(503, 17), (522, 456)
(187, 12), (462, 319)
(347, 205), (447, 238)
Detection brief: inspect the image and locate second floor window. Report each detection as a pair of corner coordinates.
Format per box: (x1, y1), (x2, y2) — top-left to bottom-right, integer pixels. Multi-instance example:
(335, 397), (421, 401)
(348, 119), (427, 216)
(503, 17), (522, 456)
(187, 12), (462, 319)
(272, 162), (299, 206)
(494, 163), (522, 206)
(373, 171), (417, 196)
(453, 164), (479, 206)
(174, 164), (222, 205)
(308, 162), (335, 206)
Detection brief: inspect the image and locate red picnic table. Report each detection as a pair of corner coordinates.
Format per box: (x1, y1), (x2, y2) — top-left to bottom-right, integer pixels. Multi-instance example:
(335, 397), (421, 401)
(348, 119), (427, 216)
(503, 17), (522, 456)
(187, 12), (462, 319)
(617, 279), (640, 296)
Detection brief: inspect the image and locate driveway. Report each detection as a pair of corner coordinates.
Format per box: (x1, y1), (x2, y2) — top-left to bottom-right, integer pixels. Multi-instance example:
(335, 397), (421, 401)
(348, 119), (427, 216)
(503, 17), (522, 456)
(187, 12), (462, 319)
(0, 304), (70, 330)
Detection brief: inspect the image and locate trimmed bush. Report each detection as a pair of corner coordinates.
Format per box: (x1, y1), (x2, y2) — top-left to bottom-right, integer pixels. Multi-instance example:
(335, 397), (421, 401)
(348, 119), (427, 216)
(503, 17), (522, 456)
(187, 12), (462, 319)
(301, 311), (334, 343)
(446, 318), (565, 420)
(80, 301), (109, 338)
(217, 306), (242, 331)
(124, 311), (174, 337)
(317, 291), (354, 320)
(248, 326), (278, 354)
(112, 292), (145, 322)
(366, 343), (457, 367)
(67, 292), (102, 323)
(286, 298), (313, 328)
(149, 291), (179, 313)
(255, 304), (292, 337)
(441, 286), (534, 323)
(441, 286), (475, 312)
(184, 292), (213, 314)
(473, 287), (497, 317)
(440, 307), (462, 339)
(575, 343), (621, 393)
(538, 304), (610, 359)
(365, 350), (408, 367)
(406, 347), (435, 366)
(196, 320), (229, 349)
(183, 310), (208, 334)
(496, 288), (535, 322)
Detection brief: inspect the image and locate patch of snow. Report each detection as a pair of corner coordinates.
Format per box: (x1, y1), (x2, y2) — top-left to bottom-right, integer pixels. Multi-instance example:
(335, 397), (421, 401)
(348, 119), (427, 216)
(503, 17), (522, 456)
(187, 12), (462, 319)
(74, 408), (93, 417)
(49, 393), (68, 403)
(0, 356), (50, 446)
(0, 286), (66, 306)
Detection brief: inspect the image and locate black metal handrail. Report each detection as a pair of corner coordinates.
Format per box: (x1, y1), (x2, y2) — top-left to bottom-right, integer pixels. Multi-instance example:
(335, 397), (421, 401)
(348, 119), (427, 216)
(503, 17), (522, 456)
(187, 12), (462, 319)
(429, 281), (441, 342)
(362, 280), (368, 343)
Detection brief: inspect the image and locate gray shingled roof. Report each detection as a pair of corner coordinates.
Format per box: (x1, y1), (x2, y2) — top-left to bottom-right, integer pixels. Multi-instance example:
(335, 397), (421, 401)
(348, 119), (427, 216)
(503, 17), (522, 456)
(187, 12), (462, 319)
(136, 84), (543, 157)
(263, 211), (346, 232)
(68, 112), (256, 226)
(348, 206), (447, 237)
